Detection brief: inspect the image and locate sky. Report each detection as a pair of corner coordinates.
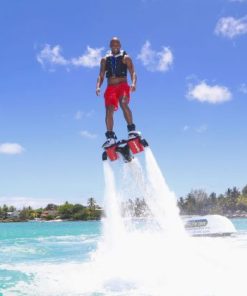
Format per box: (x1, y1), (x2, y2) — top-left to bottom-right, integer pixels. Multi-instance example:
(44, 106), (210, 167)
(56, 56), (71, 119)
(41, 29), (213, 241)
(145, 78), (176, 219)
(0, 0), (247, 208)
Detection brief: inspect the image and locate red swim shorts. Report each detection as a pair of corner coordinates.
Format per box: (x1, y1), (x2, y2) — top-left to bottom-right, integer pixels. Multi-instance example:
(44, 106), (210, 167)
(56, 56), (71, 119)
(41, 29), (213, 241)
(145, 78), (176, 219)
(104, 82), (130, 111)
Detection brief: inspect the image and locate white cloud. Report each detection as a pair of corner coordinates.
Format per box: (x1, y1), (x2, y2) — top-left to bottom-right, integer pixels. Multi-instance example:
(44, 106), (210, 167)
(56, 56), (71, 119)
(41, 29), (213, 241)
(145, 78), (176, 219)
(0, 196), (55, 209)
(137, 41), (173, 72)
(80, 130), (97, 139)
(183, 124), (207, 133)
(0, 196), (90, 209)
(215, 16), (247, 38)
(37, 44), (68, 68)
(239, 83), (247, 94)
(195, 125), (208, 133)
(183, 125), (190, 131)
(0, 143), (25, 155)
(229, 0), (246, 2)
(85, 110), (95, 118)
(37, 44), (104, 70)
(75, 110), (95, 120)
(75, 110), (84, 120)
(71, 46), (104, 68)
(187, 81), (232, 104)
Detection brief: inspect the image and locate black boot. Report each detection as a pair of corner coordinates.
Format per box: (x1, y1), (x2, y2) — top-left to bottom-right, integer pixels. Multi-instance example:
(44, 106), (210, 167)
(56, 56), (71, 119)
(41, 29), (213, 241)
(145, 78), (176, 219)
(102, 131), (117, 148)
(127, 124), (141, 139)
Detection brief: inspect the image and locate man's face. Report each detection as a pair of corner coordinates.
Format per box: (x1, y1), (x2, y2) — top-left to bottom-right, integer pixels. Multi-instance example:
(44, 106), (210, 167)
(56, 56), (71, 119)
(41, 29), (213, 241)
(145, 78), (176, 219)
(110, 40), (121, 55)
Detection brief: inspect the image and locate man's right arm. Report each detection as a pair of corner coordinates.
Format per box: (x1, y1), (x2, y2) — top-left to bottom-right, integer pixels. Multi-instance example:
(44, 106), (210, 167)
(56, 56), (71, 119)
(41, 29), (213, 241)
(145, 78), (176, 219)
(96, 58), (106, 96)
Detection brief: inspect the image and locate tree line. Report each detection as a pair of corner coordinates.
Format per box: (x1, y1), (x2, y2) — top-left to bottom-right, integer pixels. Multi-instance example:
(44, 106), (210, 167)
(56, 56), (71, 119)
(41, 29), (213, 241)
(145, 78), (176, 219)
(0, 198), (102, 222)
(1, 184), (247, 222)
(121, 184), (247, 218)
(178, 184), (247, 216)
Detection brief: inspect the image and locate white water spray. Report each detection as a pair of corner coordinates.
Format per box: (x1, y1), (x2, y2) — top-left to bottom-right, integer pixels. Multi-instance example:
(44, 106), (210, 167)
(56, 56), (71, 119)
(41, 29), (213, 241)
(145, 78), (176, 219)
(95, 148), (193, 294)
(102, 161), (125, 248)
(96, 147), (247, 296)
(144, 147), (185, 236)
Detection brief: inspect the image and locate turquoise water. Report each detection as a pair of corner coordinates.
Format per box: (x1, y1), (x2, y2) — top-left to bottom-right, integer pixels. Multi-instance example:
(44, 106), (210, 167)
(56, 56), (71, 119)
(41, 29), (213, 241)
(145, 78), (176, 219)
(0, 221), (101, 264)
(231, 217), (247, 231)
(0, 221), (101, 295)
(0, 219), (246, 296)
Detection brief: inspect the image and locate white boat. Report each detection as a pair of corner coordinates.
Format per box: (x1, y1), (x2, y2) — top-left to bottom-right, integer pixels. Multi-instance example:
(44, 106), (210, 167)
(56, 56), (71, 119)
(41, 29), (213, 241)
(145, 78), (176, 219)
(182, 215), (237, 237)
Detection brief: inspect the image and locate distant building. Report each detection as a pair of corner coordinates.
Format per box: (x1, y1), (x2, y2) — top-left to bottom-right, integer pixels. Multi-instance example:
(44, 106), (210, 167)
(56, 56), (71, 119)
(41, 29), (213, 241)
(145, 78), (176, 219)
(7, 211), (20, 218)
(41, 209), (58, 219)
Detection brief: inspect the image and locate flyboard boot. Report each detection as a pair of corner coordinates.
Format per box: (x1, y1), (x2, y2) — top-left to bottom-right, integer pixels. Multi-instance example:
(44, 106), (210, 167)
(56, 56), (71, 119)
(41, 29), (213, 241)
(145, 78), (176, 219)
(102, 124), (148, 163)
(102, 131), (118, 161)
(127, 124), (148, 155)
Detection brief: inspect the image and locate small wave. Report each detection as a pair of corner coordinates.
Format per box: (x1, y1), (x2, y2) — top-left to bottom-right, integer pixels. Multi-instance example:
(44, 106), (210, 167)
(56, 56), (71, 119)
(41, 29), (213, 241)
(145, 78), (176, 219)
(0, 268), (33, 290)
(36, 234), (99, 243)
(0, 246), (46, 255)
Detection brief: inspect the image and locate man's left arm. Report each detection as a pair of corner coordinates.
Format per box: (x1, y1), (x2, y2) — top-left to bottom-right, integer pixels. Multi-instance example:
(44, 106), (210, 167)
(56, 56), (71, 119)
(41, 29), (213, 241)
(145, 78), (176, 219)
(125, 56), (137, 92)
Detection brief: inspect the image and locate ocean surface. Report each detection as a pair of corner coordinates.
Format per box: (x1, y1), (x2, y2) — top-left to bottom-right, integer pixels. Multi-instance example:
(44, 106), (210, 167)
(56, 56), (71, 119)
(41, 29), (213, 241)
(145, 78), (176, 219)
(0, 219), (247, 296)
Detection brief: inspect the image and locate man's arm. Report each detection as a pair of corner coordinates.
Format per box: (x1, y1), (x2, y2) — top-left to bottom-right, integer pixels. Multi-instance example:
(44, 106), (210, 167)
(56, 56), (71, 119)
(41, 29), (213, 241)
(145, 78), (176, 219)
(96, 58), (106, 96)
(124, 55), (137, 92)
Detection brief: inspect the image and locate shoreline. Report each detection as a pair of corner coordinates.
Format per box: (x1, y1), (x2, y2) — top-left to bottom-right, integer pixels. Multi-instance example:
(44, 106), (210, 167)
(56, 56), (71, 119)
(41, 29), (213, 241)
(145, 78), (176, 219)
(1, 215), (247, 223)
(0, 218), (101, 223)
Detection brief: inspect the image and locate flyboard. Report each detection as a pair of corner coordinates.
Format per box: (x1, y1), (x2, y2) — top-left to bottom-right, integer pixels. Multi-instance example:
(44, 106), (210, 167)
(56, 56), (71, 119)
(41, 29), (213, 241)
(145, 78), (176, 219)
(102, 135), (149, 162)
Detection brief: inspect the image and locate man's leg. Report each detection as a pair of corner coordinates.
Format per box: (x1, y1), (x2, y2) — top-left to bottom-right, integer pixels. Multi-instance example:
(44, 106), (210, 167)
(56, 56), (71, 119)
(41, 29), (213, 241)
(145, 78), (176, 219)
(119, 96), (133, 125)
(105, 105), (115, 131)
(119, 96), (139, 136)
(103, 105), (117, 147)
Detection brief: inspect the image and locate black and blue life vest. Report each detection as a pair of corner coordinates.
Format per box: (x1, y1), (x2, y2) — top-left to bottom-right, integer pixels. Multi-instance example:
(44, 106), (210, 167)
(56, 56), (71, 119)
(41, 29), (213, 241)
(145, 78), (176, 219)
(105, 50), (127, 78)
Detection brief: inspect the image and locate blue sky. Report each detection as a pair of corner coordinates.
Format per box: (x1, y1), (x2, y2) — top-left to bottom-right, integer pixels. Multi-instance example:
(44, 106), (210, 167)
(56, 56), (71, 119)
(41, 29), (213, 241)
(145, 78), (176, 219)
(0, 0), (247, 208)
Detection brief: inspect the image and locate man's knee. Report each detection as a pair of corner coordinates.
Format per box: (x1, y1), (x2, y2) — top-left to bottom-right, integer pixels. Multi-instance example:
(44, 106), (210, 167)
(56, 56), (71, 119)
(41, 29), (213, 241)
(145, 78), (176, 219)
(120, 100), (129, 111)
(106, 105), (115, 114)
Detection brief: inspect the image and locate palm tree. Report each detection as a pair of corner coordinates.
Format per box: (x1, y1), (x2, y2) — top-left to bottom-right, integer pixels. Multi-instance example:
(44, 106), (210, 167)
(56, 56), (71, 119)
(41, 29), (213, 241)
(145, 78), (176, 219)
(87, 197), (96, 210)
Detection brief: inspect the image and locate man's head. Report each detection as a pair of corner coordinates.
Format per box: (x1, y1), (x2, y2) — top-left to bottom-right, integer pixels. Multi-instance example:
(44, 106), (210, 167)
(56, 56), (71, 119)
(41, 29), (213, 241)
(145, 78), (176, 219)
(110, 37), (121, 55)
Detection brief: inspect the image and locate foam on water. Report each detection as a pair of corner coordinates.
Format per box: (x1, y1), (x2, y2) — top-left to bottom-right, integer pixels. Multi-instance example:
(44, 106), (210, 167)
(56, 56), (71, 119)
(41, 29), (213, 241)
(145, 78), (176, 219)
(90, 148), (247, 295)
(1, 233), (247, 295)
(95, 148), (247, 295)
(1, 148), (247, 295)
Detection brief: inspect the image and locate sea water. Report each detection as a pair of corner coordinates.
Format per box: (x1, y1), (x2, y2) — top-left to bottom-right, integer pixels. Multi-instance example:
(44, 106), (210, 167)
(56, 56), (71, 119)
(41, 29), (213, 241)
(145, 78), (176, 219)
(1, 148), (247, 295)
(0, 220), (247, 295)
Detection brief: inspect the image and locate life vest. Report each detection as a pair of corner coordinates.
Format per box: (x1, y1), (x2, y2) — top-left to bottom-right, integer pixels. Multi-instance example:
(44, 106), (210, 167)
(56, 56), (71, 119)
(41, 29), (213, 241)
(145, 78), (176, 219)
(105, 50), (127, 78)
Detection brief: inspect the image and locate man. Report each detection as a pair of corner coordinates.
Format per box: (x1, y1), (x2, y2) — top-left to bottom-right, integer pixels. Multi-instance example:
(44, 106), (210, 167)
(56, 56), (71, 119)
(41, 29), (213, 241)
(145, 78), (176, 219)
(96, 37), (141, 148)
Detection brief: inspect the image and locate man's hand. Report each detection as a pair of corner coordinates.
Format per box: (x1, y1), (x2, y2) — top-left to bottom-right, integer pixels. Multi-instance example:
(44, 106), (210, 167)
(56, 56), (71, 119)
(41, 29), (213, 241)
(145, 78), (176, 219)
(96, 87), (101, 96)
(130, 84), (136, 92)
